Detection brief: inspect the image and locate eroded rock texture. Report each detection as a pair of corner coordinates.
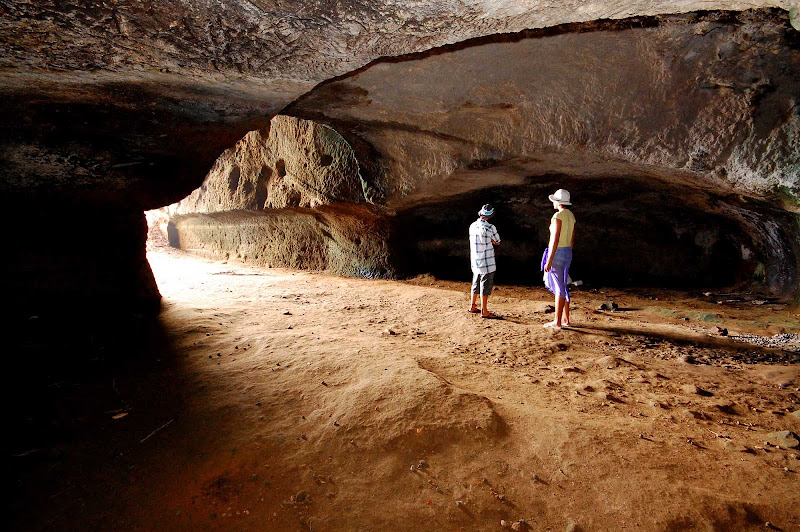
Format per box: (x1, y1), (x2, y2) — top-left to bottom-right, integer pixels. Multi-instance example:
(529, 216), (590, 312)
(176, 116), (365, 213)
(166, 115), (395, 277)
(284, 10), (800, 295)
(169, 206), (393, 279)
(0, 1), (798, 314)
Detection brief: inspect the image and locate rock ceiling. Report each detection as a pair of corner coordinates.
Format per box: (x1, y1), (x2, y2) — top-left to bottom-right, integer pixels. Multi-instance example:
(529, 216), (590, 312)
(0, 1), (792, 207)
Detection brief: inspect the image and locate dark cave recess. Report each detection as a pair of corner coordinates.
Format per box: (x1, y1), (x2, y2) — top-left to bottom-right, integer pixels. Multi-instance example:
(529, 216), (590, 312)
(393, 176), (797, 293)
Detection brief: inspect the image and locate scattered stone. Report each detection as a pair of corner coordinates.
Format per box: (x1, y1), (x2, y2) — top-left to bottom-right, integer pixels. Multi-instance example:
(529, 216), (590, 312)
(531, 473), (540, 482)
(544, 305), (555, 314)
(410, 464), (417, 472)
(597, 301), (619, 311)
(682, 409), (709, 420)
(715, 326), (728, 336)
(721, 440), (748, 452)
(766, 431), (800, 449)
(511, 521), (522, 531)
(283, 311), (292, 315)
(294, 491), (307, 503)
(417, 460), (429, 470)
(382, 328), (396, 336)
(679, 354), (695, 364)
(726, 332), (800, 352)
(596, 355), (627, 368)
(682, 384), (712, 396)
(566, 522), (579, 532)
(561, 366), (582, 374)
(501, 520), (509, 528)
(455, 500), (464, 507)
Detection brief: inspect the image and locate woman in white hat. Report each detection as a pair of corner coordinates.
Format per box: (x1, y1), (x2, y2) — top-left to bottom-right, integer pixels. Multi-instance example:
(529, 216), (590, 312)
(541, 189), (576, 329)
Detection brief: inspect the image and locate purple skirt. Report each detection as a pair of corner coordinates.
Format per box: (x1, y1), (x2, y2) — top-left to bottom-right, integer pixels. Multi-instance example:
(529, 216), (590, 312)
(541, 247), (572, 302)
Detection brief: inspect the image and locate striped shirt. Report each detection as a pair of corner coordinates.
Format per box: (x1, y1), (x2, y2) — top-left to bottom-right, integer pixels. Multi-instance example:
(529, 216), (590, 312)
(469, 218), (501, 274)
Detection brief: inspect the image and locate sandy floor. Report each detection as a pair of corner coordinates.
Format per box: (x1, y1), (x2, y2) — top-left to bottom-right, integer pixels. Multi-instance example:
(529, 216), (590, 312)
(9, 247), (800, 531)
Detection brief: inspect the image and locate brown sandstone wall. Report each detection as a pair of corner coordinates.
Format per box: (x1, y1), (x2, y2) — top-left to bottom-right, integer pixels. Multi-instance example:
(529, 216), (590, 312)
(168, 206), (394, 279)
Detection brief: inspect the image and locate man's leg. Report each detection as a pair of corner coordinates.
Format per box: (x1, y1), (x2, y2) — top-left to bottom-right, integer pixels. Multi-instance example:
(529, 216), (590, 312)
(468, 273), (480, 312)
(480, 272), (497, 318)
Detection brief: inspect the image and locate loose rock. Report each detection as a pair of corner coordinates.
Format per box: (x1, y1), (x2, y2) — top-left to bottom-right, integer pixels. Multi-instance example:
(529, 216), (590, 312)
(766, 431), (800, 449)
(597, 301), (619, 311)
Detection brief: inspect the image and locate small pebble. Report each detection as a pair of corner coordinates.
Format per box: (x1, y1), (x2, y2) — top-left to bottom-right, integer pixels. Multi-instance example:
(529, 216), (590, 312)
(455, 500), (464, 507)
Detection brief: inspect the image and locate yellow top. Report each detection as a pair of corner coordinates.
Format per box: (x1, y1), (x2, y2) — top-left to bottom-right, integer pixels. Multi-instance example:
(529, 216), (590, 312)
(551, 209), (575, 248)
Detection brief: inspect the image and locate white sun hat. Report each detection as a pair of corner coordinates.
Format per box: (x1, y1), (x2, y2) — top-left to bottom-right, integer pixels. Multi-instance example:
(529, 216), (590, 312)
(548, 189), (572, 205)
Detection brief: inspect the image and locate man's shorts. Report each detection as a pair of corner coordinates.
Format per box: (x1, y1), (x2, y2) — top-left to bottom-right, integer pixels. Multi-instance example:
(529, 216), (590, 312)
(471, 271), (495, 295)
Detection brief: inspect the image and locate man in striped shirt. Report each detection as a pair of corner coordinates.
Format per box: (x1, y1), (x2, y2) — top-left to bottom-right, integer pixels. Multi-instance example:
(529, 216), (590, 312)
(468, 204), (501, 318)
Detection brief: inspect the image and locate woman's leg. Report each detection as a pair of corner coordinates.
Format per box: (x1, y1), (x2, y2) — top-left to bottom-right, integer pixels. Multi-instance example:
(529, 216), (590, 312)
(562, 301), (570, 326)
(553, 295), (566, 327)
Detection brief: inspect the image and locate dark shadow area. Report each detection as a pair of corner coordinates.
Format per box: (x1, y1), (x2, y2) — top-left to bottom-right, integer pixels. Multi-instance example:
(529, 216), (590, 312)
(393, 174), (798, 294)
(4, 306), (187, 530)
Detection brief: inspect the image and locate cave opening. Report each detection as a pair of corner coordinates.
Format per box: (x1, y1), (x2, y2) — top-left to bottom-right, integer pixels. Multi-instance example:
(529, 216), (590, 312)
(393, 174), (789, 292)
(150, 112), (799, 300)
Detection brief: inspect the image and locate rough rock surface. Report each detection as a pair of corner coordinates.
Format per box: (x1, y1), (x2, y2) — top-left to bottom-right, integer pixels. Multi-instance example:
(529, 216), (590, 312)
(291, 11), (800, 206)
(285, 9), (800, 293)
(0, 1), (798, 312)
(173, 10), (800, 293)
(175, 116), (365, 213)
(168, 205), (394, 278)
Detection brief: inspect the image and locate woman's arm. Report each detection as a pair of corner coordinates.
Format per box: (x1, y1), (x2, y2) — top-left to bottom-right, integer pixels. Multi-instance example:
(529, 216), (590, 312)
(545, 219), (561, 272)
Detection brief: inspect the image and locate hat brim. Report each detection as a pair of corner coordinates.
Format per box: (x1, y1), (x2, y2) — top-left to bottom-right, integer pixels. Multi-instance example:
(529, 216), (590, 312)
(479, 210), (494, 217)
(548, 194), (571, 205)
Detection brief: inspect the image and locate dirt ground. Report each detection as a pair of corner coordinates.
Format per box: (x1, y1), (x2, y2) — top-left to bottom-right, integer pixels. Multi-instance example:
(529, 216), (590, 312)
(8, 247), (800, 531)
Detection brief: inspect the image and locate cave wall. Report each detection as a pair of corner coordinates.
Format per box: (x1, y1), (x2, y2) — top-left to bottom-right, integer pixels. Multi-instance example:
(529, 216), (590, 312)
(1, 2), (799, 315)
(283, 9), (800, 295)
(168, 205), (394, 279)
(287, 10), (800, 205)
(165, 115), (399, 278)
